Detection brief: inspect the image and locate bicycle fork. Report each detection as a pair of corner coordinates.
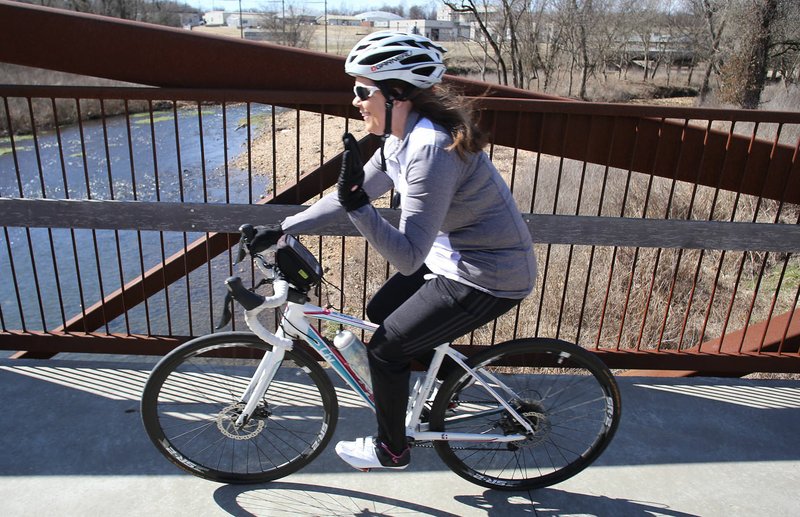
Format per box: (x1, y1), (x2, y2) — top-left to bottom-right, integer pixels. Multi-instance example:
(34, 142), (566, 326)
(233, 310), (293, 428)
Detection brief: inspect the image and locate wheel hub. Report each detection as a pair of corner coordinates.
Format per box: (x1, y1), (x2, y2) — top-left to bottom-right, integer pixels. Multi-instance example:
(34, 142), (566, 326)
(500, 399), (551, 448)
(216, 402), (268, 440)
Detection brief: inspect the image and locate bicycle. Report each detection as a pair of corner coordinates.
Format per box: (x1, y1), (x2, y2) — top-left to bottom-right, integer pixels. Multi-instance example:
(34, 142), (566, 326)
(141, 226), (622, 491)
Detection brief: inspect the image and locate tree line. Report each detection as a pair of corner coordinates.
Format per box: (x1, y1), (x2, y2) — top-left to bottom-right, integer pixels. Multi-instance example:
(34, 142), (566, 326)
(444, 0), (799, 108)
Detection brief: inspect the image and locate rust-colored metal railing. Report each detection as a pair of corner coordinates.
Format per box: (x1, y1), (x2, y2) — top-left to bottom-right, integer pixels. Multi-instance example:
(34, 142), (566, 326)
(1, 1), (798, 374)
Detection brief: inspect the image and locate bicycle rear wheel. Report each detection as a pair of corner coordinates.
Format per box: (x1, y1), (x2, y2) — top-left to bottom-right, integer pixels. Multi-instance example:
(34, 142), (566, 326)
(141, 332), (338, 484)
(429, 338), (621, 491)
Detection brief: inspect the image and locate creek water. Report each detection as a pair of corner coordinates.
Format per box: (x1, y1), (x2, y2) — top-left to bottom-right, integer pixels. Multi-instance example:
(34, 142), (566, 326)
(1, 103), (273, 337)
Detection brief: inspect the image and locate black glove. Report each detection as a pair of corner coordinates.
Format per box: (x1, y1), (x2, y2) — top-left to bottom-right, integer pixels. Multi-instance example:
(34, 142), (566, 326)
(247, 225), (283, 254)
(337, 133), (370, 212)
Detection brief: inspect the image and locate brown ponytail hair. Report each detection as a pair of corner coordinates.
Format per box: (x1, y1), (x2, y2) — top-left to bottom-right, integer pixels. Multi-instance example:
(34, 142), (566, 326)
(381, 80), (488, 159)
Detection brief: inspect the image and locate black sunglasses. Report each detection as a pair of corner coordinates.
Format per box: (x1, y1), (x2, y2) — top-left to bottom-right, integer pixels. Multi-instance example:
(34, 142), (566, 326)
(353, 85), (381, 101)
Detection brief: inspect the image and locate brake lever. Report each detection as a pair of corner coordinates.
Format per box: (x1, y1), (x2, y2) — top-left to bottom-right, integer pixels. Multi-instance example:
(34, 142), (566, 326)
(215, 291), (234, 329)
(234, 224), (256, 264)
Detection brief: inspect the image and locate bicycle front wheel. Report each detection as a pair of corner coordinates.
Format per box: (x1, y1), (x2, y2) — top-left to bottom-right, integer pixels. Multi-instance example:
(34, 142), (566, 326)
(429, 338), (621, 491)
(141, 332), (338, 484)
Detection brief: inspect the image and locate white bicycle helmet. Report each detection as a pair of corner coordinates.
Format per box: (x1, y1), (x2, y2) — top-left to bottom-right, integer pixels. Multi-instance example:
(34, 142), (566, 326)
(345, 31), (447, 89)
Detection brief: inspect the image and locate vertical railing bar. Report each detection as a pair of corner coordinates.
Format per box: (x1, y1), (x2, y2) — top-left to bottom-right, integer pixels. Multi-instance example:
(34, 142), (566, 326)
(271, 104), (278, 200)
(719, 122), (764, 348)
(533, 112), (552, 337)
(1, 227), (25, 331)
(26, 97), (46, 198)
(100, 98), (131, 335)
(77, 98), (111, 334)
(246, 103), (257, 301)
(172, 99), (194, 336)
(2, 97), (27, 331)
(339, 115), (349, 321)
(678, 118), (716, 350)
(697, 120), (739, 351)
(222, 102), (236, 332)
(197, 102), (214, 334)
(535, 112), (571, 340)
(482, 103), (500, 340)
(360, 242), (369, 341)
(317, 105), (326, 334)
(295, 107), (301, 186)
(25, 227), (47, 330)
(555, 113), (581, 339)
(531, 112), (546, 337)
(48, 98), (74, 330)
(222, 101), (231, 204)
(576, 115), (618, 347)
(487, 111), (496, 161)
(123, 99), (152, 335)
(339, 235), (346, 324)
(0, 294), (6, 331)
(246, 102), (253, 204)
(148, 99), (172, 337)
(68, 98), (91, 333)
(655, 118), (694, 351)
(508, 112), (524, 342)
(633, 118), (671, 352)
(3, 97), (24, 195)
(41, 97), (67, 327)
(25, 96), (50, 331)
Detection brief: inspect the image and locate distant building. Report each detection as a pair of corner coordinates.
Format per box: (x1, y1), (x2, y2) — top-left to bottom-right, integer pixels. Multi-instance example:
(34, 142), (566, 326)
(203, 10), (227, 27)
(324, 14), (361, 26)
(387, 19), (468, 41)
(179, 13), (202, 29)
(226, 13), (262, 29)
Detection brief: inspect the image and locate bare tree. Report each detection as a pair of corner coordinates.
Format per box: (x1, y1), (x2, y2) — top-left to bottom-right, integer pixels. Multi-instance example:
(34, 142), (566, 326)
(444, 0), (510, 85)
(259, 3), (315, 49)
(686, 0), (729, 102)
(718, 0), (781, 108)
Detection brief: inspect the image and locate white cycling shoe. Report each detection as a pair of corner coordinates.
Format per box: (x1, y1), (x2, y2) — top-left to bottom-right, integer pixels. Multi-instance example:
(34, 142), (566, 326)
(335, 436), (410, 471)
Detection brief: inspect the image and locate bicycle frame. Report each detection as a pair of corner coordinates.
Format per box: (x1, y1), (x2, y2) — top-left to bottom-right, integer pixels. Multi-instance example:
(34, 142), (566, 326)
(237, 293), (534, 442)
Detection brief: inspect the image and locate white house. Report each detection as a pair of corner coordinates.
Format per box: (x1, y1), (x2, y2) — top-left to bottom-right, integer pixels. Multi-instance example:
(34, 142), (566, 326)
(202, 10), (227, 27)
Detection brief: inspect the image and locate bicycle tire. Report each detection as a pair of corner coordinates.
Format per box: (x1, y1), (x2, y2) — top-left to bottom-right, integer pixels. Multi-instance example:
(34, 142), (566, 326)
(141, 331), (338, 484)
(429, 338), (621, 491)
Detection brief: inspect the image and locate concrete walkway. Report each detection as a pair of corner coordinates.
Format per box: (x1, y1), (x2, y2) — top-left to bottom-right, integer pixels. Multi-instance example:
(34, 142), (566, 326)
(1, 357), (798, 516)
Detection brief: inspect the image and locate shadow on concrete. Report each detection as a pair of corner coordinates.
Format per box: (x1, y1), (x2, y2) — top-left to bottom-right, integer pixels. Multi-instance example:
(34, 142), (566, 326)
(1, 359), (799, 479)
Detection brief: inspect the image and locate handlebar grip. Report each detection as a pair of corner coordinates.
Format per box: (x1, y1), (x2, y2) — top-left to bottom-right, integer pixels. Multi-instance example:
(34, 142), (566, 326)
(224, 276), (265, 311)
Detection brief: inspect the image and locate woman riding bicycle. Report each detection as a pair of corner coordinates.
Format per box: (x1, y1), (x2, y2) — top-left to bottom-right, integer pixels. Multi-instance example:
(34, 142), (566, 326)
(249, 31), (537, 470)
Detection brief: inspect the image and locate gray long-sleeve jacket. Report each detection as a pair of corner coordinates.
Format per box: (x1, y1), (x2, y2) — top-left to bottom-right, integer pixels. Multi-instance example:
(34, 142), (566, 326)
(282, 111), (536, 299)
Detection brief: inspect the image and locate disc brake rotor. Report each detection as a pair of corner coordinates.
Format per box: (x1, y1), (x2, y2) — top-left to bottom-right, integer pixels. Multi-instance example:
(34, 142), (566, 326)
(216, 403), (266, 440)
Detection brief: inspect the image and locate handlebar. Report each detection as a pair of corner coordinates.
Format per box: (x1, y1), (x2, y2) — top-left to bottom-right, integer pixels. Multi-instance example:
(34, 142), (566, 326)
(215, 224), (290, 329)
(224, 275), (290, 310)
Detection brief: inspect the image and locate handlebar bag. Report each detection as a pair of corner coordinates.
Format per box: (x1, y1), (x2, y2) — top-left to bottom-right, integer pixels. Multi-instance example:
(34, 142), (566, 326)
(275, 234), (323, 292)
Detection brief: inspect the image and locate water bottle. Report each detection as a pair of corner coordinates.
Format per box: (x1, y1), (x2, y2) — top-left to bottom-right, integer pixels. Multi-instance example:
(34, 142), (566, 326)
(333, 330), (372, 389)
